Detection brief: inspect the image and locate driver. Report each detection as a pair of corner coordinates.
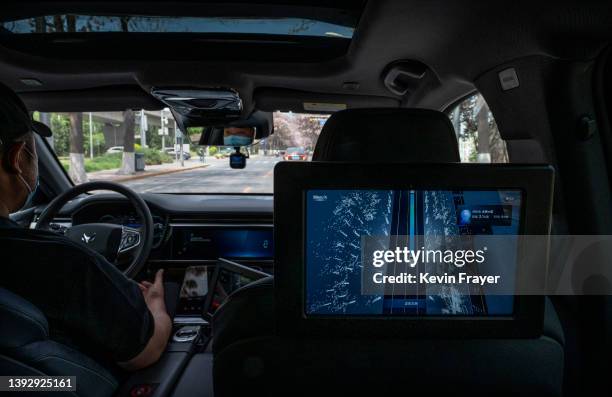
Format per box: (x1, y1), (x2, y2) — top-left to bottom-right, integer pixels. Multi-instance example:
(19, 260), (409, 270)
(0, 84), (171, 370)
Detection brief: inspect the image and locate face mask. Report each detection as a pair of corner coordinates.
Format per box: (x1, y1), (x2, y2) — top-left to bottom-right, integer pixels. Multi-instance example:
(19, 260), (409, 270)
(17, 173), (38, 210)
(223, 135), (252, 147)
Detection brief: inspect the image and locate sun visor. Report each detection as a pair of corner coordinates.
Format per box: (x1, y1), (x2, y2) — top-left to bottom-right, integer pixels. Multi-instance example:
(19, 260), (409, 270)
(19, 85), (164, 112)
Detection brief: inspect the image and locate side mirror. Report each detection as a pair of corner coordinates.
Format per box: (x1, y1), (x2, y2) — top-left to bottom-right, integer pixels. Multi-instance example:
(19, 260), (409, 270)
(229, 148), (247, 169)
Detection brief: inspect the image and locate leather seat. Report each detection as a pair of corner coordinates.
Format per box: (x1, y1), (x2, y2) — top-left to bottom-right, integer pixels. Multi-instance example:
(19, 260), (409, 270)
(0, 288), (118, 397)
(212, 277), (274, 355)
(212, 108), (564, 397)
(312, 108), (460, 162)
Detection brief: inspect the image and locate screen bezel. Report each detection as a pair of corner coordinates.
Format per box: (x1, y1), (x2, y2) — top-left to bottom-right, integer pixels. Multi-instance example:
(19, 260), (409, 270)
(274, 162), (554, 338)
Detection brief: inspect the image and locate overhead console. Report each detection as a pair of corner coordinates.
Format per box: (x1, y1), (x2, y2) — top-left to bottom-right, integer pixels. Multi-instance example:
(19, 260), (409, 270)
(151, 87), (244, 125)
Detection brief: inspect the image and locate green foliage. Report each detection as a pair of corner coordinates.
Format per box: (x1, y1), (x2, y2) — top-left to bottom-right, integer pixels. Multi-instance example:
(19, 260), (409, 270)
(187, 127), (204, 136)
(49, 114), (71, 156)
(84, 153), (122, 172)
(84, 132), (106, 157)
(61, 150), (172, 172)
(59, 157), (69, 172)
(60, 153), (122, 173)
(208, 146), (218, 156)
(34, 112), (105, 157)
(142, 148), (173, 165)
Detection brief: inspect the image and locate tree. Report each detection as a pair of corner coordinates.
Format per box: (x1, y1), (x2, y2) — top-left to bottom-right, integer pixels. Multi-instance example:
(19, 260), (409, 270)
(455, 94), (508, 163)
(115, 17), (138, 175)
(118, 109), (136, 175)
(296, 115), (323, 151)
(272, 112), (327, 150)
(272, 112), (293, 149)
(68, 113), (87, 183)
(33, 16), (46, 33)
(476, 96), (491, 163)
(61, 15), (89, 182)
(49, 114), (71, 156)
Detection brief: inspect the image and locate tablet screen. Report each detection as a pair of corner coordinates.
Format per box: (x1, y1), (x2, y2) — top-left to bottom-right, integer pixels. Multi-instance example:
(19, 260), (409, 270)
(178, 265), (211, 316)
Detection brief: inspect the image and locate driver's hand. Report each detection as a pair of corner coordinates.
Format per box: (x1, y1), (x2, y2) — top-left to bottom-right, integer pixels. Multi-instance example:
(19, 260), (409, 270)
(138, 269), (168, 314)
(121, 269), (171, 371)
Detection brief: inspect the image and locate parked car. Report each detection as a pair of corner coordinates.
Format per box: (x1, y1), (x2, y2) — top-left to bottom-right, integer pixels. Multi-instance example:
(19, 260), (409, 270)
(283, 147), (308, 161)
(214, 147), (234, 159)
(163, 148), (191, 160)
(105, 146), (124, 154)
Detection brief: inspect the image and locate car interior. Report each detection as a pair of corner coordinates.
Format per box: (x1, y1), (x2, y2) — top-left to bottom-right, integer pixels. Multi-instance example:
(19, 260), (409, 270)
(1, 1), (612, 396)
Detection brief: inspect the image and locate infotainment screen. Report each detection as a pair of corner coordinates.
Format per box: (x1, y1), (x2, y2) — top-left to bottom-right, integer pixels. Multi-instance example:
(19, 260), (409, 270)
(305, 189), (522, 317)
(172, 229), (273, 260)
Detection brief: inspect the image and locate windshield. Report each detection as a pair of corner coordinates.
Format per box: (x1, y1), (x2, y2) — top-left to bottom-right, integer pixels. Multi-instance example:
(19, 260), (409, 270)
(37, 110), (328, 194)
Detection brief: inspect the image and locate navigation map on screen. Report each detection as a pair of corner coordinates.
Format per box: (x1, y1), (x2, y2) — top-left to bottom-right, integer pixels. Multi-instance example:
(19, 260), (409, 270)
(305, 189), (522, 317)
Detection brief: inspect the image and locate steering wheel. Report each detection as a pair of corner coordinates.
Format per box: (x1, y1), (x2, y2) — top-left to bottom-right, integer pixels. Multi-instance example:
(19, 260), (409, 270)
(35, 181), (154, 278)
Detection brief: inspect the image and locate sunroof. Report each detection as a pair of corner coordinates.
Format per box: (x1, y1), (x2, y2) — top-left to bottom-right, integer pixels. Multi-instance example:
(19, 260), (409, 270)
(0, 15), (354, 39)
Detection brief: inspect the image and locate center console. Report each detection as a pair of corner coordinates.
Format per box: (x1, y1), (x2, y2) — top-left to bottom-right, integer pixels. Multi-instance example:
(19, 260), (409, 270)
(118, 222), (273, 396)
(119, 256), (270, 397)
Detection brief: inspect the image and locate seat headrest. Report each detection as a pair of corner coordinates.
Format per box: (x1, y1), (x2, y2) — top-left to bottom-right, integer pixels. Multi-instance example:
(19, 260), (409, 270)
(0, 288), (48, 349)
(312, 108), (460, 162)
(212, 277), (274, 354)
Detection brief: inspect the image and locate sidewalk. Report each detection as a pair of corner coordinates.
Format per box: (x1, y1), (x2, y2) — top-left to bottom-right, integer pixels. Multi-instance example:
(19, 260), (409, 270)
(87, 159), (208, 182)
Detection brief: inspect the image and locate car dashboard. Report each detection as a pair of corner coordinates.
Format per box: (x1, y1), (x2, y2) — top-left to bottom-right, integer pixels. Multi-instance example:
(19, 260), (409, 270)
(50, 193), (273, 256)
(43, 193), (274, 316)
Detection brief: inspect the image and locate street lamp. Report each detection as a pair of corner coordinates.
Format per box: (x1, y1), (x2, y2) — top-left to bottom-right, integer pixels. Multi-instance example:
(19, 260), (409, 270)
(89, 112), (93, 159)
(160, 109), (168, 151)
(140, 109), (148, 148)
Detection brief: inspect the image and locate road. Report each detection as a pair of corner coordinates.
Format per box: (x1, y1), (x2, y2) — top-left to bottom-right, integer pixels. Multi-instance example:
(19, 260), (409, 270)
(122, 155), (281, 193)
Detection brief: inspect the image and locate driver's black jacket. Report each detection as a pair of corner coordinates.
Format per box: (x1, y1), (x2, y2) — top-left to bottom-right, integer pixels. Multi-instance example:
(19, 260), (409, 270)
(0, 216), (154, 363)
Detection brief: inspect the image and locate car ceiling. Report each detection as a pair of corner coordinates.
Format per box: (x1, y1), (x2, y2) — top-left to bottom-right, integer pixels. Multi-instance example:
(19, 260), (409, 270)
(0, 0), (611, 114)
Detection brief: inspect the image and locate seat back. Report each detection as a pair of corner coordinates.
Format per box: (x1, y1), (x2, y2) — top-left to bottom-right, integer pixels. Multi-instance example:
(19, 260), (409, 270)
(212, 108), (564, 397)
(0, 288), (118, 397)
(312, 108), (460, 162)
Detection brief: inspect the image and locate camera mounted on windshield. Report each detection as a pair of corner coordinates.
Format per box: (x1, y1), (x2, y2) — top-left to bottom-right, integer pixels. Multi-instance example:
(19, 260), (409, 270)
(229, 147), (248, 169)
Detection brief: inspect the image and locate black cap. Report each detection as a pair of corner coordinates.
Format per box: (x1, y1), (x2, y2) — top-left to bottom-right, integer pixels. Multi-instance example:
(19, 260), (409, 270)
(0, 83), (52, 147)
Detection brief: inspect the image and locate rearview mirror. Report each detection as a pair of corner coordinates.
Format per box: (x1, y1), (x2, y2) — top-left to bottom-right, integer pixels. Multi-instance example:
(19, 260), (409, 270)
(198, 111), (273, 146)
(223, 126), (255, 147)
